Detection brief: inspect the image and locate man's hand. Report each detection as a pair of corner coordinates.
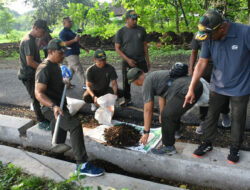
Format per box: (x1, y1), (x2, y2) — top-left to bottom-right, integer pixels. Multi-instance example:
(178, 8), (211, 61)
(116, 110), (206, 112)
(53, 106), (63, 120)
(140, 133), (149, 145)
(159, 115), (162, 124)
(93, 96), (98, 105)
(74, 35), (80, 42)
(127, 58), (136, 67)
(183, 89), (195, 108)
(189, 67), (194, 76)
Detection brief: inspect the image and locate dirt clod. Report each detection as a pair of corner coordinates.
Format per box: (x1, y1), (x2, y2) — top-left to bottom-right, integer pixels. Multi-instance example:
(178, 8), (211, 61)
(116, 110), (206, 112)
(104, 124), (142, 148)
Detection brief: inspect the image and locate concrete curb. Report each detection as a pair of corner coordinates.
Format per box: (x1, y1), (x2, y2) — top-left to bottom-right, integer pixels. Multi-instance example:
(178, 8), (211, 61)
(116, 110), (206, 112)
(0, 145), (179, 190)
(1, 114), (250, 190)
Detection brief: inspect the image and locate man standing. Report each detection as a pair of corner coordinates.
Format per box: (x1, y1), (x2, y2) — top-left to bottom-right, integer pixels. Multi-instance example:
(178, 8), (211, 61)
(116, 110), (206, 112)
(184, 9), (250, 164)
(127, 65), (203, 155)
(83, 49), (123, 111)
(59, 17), (88, 88)
(18, 19), (50, 129)
(35, 39), (104, 176)
(189, 37), (231, 134)
(115, 10), (150, 106)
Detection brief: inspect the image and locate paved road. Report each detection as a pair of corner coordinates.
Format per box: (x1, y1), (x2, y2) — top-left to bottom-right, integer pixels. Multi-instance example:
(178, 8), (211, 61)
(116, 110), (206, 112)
(0, 68), (249, 129)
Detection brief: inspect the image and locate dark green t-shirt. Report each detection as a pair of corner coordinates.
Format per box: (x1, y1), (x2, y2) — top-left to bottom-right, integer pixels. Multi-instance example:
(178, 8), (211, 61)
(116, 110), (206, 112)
(18, 33), (41, 80)
(86, 63), (118, 92)
(35, 60), (65, 106)
(115, 25), (146, 61)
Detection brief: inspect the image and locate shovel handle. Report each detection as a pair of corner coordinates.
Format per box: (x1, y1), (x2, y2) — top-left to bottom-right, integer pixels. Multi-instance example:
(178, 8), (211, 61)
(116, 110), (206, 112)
(52, 84), (67, 145)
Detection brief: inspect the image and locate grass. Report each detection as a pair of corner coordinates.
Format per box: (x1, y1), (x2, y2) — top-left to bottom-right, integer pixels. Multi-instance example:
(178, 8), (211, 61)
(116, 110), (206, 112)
(0, 161), (101, 190)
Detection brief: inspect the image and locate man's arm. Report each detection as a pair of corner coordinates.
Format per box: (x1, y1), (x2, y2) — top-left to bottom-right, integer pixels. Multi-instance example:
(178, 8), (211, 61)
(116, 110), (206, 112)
(144, 41), (150, 71)
(86, 81), (98, 104)
(79, 44), (89, 53)
(59, 31), (79, 47)
(26, 56), (39, 69)
(158, 96), (166, 123)
(111, 80), (118, 96)
(183, 58), (208, 107)
(35, 83), (63, 119)
(115, 43), (136, 67)
(189, 49), (198, 76)
(140, 100), (154, 145)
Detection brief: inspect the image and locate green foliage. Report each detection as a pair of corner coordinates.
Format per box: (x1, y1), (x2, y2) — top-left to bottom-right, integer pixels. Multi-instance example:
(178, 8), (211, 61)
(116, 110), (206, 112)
(0, 6), (15, 37)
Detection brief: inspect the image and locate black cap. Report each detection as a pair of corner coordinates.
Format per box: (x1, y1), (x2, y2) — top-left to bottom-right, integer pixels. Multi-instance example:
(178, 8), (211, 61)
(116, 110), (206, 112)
(125, 10), (139, 19)
(47, 39), (70, 53)
(34, 19), (50, 32)
(127, 68), (143, 84)
(196, 9), (224, 41)
(94, 49), (106, 60)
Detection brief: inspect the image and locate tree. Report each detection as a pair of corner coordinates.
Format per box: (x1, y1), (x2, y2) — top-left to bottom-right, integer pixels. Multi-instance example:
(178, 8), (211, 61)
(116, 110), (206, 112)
(0, 6), (15, 38)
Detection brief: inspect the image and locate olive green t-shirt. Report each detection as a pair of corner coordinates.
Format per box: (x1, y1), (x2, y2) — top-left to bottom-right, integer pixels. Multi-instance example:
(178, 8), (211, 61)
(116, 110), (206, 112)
(86, 63), (118, 92)
(115, 25), (146, 61)
(18, 33), (41, 80)
(35, 60), (65, 107)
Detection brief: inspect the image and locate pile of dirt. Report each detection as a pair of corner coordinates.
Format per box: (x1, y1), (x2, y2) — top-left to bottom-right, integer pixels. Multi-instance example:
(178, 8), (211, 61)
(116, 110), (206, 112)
(104, 124), (142, 148)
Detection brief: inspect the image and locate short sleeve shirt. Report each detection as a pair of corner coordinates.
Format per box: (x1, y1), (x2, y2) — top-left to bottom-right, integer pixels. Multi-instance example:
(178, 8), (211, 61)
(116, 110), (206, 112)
(115, 25), (146, 61)
(86, 63), (118, 92)
(59, 27), (80, 56)
(18, 34), (41, 80)
(200, 22), (250, 96)
(142, 70), (170, 103)
(35, 60), (65, 106)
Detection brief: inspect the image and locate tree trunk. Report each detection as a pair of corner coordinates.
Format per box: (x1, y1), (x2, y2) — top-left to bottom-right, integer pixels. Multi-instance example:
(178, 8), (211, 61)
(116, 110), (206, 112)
(203, 0), (209, 10)
(177, 0), (189, 29)
(175, 2), (180, 33)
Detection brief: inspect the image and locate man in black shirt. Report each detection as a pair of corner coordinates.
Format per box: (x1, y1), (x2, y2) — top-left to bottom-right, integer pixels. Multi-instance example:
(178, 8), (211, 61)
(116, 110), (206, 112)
(115, 10), (150, 106)
(18, 19), (50, 130)
(35, 39), (104, 176)
(83, 49), (123, 111)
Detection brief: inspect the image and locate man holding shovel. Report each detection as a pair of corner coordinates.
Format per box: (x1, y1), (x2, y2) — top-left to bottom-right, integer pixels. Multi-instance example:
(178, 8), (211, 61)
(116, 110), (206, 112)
(35, 39), (104, 176)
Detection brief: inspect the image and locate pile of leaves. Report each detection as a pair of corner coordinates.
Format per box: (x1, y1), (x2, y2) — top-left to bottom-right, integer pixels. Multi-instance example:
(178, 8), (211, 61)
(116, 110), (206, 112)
(104, 124), (142, 148)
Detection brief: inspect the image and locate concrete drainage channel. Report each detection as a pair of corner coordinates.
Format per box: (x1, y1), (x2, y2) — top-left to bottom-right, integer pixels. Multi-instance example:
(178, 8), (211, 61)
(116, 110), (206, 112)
(1, 114), (250, 190)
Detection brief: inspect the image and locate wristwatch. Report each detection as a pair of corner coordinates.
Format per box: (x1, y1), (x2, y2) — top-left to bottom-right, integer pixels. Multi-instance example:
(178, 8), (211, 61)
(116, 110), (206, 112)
(50, 103), (56, 110)
(143, 129), (150, 134)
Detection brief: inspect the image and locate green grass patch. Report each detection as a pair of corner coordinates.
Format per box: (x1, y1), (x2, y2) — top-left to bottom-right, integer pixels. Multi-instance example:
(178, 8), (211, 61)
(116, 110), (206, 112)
(0, 161), (106, 190)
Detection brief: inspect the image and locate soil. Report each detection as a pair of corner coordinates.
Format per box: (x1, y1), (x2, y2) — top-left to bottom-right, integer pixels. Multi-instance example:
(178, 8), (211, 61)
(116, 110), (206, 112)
(104, 124), (141, 147)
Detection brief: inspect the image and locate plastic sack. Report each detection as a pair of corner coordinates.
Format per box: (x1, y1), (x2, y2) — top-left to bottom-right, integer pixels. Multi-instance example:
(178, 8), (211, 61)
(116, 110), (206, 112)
(195, 77), (210, 107)
(60, 65), (72, 79)
(94, 93), (117, 125)
(66, 97), (85, 116)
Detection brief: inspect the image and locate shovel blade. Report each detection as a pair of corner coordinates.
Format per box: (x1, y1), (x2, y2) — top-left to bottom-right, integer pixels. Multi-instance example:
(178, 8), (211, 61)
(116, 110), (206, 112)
(51, 143), (71, 154)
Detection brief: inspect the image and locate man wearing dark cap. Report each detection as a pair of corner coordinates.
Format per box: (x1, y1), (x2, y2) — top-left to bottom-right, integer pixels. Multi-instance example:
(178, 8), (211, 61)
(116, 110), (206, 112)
(83, 49), (123, 111)
(127, 65), (203, 155)
(189, 36), (231, 135)
(184, 9), (250, 164)
(115, 10), (150, 106)
(35, 39), (104, 176)
(18, 19), (50, 130)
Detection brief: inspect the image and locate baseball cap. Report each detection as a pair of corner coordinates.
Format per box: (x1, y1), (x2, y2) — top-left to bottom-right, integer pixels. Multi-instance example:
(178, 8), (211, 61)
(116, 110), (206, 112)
(125, 10), (139, 19)
(94, 49), (106, 60)
(47, 39), (70, 53)
(34, 19), (50, 32)
(196, 9), (224, 41)
(127, 68), (143, 84)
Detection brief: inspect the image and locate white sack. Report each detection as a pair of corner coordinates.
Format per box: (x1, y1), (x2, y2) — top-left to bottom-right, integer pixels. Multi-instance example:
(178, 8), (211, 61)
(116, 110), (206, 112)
(66, 97), (85, 116)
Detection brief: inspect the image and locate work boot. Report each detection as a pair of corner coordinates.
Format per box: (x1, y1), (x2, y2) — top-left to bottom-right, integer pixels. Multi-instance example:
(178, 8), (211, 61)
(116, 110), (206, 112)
(151, 145), (177, 155)
(75, 162), (104, 177)
(193, 142), (213, 158)
(38, 121), (51, 131)
(221, 113), (231, 128)
(227, 146), (240, 164)
(120, 98), (132, 107)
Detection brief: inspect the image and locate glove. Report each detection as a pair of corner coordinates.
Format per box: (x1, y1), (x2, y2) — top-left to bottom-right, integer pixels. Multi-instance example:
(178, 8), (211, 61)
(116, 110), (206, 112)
(60, 65), (72, 80)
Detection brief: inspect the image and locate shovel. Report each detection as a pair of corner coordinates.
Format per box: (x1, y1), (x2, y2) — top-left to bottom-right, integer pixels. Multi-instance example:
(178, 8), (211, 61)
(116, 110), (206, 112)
(51, 84), (71, 153)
